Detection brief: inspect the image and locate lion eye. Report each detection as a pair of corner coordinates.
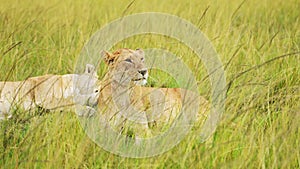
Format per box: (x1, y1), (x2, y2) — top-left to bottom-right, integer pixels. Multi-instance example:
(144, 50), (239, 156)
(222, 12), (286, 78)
(124, 58), (133, 63)
(95, 89), (99, 93)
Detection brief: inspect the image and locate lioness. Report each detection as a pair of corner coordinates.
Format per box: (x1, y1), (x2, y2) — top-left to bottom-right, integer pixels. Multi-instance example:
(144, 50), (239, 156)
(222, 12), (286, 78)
(0, 64), (100, 120)
(97, 48), (209, 137)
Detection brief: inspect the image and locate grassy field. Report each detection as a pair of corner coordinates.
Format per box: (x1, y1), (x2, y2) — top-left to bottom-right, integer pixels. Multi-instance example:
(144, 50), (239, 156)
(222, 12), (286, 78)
(0, 0), (299, 168)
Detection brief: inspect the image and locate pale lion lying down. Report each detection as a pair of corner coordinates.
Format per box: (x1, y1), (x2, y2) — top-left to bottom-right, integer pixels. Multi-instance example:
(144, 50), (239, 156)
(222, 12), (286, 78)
(0, 64), (100, 120)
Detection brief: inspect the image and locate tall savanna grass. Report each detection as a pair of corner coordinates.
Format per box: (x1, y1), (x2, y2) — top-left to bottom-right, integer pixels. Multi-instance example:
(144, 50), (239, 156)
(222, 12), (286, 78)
(0, 0), (299, 168)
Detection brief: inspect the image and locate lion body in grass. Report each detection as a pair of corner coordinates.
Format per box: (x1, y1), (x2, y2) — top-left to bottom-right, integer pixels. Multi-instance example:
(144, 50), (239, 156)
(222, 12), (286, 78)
(0, 64), (100, 120)
(96, 48), (209, 137)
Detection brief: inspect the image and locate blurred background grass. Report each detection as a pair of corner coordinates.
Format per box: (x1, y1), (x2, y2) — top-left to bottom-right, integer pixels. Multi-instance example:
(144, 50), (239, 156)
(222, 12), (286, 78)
(0, 0), (299, 168)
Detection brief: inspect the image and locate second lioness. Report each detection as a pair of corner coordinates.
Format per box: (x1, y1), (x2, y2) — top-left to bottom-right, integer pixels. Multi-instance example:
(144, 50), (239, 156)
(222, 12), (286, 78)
(0, 64), (100, 119)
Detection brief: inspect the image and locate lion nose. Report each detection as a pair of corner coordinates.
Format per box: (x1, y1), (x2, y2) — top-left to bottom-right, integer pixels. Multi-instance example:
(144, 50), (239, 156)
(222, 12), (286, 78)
(138, 70), (147, 76)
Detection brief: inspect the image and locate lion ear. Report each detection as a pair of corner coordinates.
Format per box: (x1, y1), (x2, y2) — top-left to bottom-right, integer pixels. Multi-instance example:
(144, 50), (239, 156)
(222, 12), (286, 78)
(85, 64), (97, 77)
(135, 48), (145, 57)
(100, 50), (115, 65)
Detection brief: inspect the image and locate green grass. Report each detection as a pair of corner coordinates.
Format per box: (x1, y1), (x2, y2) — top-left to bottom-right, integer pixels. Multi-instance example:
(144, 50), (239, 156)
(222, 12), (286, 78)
(0, 0), (300, 168)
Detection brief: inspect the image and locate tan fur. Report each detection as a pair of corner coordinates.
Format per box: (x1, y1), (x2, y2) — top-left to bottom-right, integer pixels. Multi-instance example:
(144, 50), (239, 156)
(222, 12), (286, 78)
(98, 49), (209, 137)
(0, 79), (36, 118)
(0, 64), (100, 120)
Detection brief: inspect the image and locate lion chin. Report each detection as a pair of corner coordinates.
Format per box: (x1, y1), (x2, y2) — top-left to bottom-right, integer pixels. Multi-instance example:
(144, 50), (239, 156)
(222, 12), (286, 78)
(133, 79), (147, 86)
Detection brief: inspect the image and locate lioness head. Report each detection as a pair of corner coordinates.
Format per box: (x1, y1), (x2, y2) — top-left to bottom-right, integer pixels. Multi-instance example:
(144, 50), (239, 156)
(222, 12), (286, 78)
(102, 48), (148, 86)
(74, 64), (100, 107)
